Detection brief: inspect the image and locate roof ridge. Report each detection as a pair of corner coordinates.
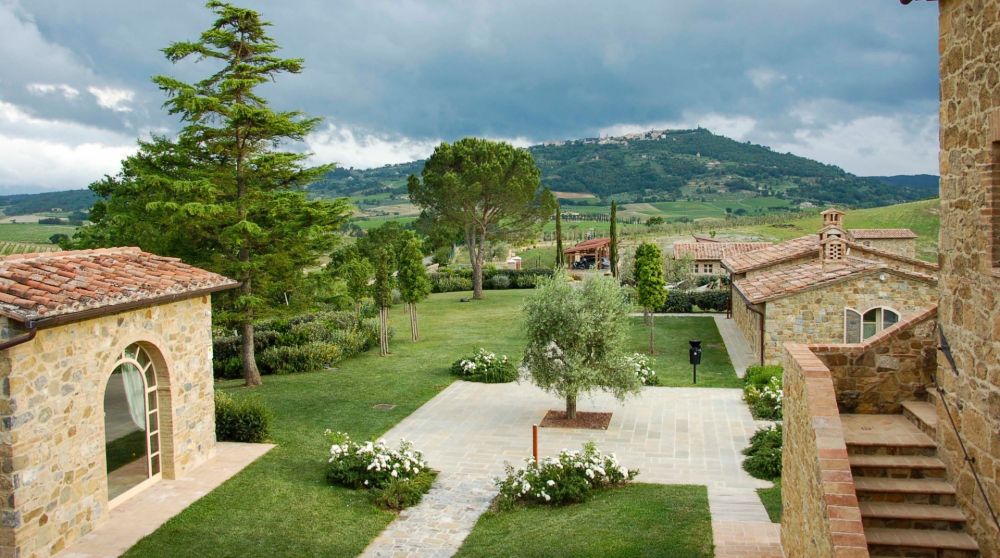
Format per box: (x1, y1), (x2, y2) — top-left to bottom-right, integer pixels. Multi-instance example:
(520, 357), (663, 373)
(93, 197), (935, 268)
(0, 246), (143, 263)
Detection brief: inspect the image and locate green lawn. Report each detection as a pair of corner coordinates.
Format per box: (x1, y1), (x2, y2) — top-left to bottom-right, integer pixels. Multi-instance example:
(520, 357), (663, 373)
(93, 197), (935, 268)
(455, 484), (714, 558)
(0, 222), (77, 243)
(124, 290), (738, 557)
(757, 481), (782, 523)
(628, 316), (739, 387)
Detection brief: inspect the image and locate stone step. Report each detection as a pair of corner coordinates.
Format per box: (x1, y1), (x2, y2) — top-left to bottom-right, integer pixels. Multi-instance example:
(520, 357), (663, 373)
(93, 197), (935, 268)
(860, 501), (967, 530)
(902, 400), (938, 439)
(849, 454), (947, 478)
(854, 477), (957, 506)
(865, 527), (980, 555)
(842, 414), (937, 456)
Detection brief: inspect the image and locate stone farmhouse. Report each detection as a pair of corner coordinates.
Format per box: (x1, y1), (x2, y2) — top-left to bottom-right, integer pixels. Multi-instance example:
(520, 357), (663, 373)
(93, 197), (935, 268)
(724, 209), (938, 364)
(671, 237), (772, 276)
(0, 248), (236, 557)
(781, 1), (1000, 556)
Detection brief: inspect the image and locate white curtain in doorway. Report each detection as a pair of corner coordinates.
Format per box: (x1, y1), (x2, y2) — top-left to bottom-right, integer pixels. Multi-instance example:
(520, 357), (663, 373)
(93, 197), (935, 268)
(119, 363), (147, 431)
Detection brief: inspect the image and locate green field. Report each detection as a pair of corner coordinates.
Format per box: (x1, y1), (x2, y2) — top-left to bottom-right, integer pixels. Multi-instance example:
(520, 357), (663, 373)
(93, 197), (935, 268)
(125, 289), (738, 557)
(726, 198), (940, 261)
(456, 484), (713, 558)
(0, 223), (76, 243)
(627, 316), (739, 388)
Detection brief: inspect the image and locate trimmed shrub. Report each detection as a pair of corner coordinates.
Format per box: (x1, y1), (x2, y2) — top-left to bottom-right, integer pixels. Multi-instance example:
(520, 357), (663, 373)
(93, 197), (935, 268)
(484, 274), (511, 289)
(429, 269), (554, 293)
(658, 290), (731, 313)
(743, 424), (782, 480)
(325, 431), (435, 510)
(215, 391), (272, 443)
(744, 365), (783, 420)
(259, 342), (343, 375)
(432, 275), (473, 293)
(450, 348), (519, 383)
(494, 442), (637, 509)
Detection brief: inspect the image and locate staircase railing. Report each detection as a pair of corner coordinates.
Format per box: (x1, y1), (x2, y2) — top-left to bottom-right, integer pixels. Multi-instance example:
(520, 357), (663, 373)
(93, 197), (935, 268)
(936, 325), (1000, 534)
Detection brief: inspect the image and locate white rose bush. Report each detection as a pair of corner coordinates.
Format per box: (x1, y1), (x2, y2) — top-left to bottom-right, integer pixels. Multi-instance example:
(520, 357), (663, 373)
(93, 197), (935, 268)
(450, 348), (519, 383)
(324, 430), (436, 510)
(494, 442), (638, 509)
(625, 352), (657, 386)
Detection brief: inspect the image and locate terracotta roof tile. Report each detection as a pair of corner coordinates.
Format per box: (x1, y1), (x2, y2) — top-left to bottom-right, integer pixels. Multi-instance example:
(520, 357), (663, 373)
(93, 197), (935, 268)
(848, 229), (918, 239)
(673, 241), (772, 261)
(563, 237), (610, 254)
(734, 258), (936, 304)
(0, 247), (237, 323)
(722, 235), (820, 273)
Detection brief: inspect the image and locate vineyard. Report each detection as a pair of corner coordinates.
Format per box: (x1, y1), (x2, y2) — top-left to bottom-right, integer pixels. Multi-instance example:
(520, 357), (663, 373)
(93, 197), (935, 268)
(0, 242), (59, 256)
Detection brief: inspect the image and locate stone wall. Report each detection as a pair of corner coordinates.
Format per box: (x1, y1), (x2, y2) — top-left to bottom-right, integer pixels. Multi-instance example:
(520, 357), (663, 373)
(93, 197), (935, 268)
(936, 1), (1000, 554)
(809, 307), (938, 414)
(761, 271), (937, 363)
(0, 296), (217, 558)
(732, 287), (763, 365)
(782, 343), (869, 558)
(849, 244), (937, 276)
(855, 238), (916, 259)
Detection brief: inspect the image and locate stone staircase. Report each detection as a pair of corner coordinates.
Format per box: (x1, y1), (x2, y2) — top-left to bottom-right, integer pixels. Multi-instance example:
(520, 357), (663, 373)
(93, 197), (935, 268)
(842, 401), (981, 558)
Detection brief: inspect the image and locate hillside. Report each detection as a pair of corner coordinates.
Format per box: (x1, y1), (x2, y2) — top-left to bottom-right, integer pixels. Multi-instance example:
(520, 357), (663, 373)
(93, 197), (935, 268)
(722, 198), (940, 262)
(0, 189), (96, 216)
(309, 129), (938, 211)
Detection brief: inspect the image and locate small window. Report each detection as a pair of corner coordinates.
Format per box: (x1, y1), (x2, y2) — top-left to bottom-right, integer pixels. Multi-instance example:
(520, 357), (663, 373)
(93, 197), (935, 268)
(693, 263), (700, 273)
(846, 307), (900, 342)
(705, 263), (714, 273)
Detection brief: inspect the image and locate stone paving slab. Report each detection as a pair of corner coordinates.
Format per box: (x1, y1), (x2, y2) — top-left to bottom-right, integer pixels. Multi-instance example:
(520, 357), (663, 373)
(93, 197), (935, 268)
(361, 382), (776, 557)
(57, 442), (274, 558)
(712, 315), (757, 379)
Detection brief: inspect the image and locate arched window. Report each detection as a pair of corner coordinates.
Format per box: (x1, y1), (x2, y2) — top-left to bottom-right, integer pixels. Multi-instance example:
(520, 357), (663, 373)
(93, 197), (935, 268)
(104, 344), (161, 502)
(845, 307), (900, 343)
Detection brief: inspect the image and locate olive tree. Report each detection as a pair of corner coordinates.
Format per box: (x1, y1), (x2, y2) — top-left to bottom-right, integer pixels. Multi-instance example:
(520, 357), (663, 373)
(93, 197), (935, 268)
(522, 272), (641, 419)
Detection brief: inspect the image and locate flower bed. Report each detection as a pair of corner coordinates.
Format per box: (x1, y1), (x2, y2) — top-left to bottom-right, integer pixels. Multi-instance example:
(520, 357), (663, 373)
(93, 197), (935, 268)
(743, 365), (783, 420)
(450, 348), (519, 383)
(494, 442), (637, 509)
(624, 352), (657, 386)
(324, 431), (436, 510)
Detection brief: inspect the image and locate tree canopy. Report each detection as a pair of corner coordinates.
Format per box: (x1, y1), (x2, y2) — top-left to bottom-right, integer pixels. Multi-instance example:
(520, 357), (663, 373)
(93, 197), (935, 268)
(408, 138), (555, 298)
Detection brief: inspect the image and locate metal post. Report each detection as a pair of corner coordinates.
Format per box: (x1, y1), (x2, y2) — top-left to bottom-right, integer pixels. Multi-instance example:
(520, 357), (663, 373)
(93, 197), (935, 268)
(532, 424), (539, 464)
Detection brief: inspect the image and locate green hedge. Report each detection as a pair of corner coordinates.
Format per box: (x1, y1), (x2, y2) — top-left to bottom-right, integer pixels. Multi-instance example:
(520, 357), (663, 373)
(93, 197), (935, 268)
(743, 425), (782, 480)
(429, 269), (554, 293)
(212, 311), (385, 378)
(215, 391), (272, 443)
(658, 290), (730, 313)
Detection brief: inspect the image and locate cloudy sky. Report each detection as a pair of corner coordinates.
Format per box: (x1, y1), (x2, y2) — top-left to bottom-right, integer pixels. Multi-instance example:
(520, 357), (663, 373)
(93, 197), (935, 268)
(0, 0), (939, 194)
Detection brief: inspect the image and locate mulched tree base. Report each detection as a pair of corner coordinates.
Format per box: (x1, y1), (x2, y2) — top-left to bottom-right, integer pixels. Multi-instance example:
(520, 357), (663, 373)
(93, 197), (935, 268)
(539, 410), (612, 430)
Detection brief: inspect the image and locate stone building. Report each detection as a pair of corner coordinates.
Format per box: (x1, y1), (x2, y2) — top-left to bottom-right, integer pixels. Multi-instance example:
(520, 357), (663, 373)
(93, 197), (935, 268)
(671, 239), (772, 276)
(781, 2), (999, 556)
(725, 210), (938, 364)
(0, 247), (236, 557)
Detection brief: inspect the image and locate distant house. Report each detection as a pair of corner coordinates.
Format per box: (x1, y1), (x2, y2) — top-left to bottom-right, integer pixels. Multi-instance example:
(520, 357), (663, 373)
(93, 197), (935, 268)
(672, 239), (772, 276)
(722, 209), (937, 363)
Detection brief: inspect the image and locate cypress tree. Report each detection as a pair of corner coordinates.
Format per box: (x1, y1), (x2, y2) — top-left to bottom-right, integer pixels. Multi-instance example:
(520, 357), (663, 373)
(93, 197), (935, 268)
(609, 200), (619, 278)
(554, 202), (564, 268)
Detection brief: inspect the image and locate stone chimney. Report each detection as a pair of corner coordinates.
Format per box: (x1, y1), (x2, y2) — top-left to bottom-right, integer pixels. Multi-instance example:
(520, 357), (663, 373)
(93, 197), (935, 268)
(819, 208), (848, 269)
(820, 208), (845, 228)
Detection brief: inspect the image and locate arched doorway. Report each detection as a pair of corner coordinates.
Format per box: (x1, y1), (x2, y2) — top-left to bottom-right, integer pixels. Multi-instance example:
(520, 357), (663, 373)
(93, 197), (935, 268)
(104, 343), (162, 503)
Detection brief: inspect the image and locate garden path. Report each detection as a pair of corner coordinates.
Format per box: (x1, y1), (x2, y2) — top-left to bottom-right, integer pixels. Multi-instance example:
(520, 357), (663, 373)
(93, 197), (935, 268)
(360, 382), (780, 557)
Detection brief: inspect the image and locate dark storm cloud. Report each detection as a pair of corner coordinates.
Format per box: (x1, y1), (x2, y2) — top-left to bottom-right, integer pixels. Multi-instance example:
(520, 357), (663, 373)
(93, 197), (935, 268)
(0, 0), (939, 191)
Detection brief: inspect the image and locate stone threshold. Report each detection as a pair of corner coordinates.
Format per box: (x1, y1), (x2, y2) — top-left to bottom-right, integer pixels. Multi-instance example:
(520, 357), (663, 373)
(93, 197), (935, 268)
(56, 442), (274, 558)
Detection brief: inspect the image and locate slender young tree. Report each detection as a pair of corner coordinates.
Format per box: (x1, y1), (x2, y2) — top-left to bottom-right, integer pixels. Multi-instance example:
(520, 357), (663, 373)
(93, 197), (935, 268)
(372, 248), (394, 356)
(71, 1), (349, 386)
(609, 200), (619, 278)
(341, 257), (374, 315)
(397, 238), (432, 341)
(408, 138), (556, 299)
(634, 243), (668, 354)
(554, 202), (564, 268)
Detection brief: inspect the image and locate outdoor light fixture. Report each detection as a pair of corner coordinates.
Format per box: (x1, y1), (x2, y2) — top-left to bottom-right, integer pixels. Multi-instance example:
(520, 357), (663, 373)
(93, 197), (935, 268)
(689, 340), (702, 384)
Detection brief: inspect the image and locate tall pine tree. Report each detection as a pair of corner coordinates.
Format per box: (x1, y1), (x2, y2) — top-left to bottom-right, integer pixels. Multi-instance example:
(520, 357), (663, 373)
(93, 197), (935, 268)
(72, 1), (349, 386)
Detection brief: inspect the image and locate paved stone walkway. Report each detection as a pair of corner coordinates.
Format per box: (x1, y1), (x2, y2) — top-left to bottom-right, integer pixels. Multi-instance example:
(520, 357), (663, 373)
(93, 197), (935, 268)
(360, 382), (780, 557)
(57, 442), (274, 558)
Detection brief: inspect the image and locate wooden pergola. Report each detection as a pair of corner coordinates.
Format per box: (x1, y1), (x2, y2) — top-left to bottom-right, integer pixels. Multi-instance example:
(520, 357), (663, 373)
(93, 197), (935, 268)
(563, 237), (611, 269)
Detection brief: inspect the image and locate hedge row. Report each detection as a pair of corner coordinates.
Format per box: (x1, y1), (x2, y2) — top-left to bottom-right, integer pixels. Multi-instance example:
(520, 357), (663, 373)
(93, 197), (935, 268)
(659, 290), (730, 313)
(213, 310), (387, 378)
(430, 269), (554, 293)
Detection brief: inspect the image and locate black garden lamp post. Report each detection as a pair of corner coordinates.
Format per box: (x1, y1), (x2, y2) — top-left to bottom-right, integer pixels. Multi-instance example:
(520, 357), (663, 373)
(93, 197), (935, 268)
(689, 340), (702, 384)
